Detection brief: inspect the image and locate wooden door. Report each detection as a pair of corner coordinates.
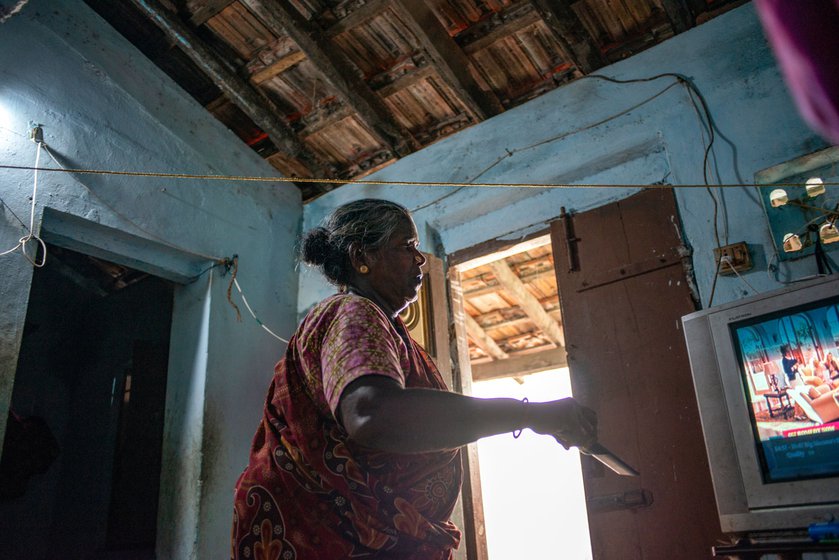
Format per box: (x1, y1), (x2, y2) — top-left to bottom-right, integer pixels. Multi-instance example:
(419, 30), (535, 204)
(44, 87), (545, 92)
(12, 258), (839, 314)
(550, 189), (722, 559)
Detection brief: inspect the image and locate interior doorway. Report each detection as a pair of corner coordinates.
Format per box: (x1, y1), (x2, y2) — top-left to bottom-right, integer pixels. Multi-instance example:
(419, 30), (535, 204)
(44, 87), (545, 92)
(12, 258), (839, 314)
(451, 235), (592, 559)
(0, 244), (174, 560)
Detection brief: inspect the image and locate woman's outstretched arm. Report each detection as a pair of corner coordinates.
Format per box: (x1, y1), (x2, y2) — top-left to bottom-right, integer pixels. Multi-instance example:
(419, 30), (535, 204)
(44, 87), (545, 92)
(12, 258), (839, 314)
(337, 375), (597, 454)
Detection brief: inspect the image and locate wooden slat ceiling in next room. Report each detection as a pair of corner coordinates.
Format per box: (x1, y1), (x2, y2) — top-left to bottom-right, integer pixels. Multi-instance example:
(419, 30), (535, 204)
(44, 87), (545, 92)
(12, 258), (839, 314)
(84, 0), (747, 201)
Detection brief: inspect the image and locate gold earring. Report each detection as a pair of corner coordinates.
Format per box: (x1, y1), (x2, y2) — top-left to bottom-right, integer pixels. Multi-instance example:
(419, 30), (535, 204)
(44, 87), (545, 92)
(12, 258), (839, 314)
(359, 265), (369, 274)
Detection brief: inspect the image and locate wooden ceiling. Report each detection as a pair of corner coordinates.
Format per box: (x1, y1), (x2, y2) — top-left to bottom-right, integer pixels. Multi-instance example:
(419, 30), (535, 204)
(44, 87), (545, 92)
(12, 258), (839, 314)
(459, 236), (569, 379)
(84, 0), (746, 201)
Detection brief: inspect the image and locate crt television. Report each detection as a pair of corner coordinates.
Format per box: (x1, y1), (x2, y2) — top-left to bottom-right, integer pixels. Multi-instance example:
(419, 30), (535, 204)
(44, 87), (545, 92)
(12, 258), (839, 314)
(682, 274), (839, 533)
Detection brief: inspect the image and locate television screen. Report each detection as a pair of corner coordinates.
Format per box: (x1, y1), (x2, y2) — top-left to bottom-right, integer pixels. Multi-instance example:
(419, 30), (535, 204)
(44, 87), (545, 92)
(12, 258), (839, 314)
(731, 296), (839, 483)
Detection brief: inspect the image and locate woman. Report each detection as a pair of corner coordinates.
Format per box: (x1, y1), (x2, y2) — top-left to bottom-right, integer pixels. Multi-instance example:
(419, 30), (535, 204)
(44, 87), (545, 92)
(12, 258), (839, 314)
(231, 199), (597, 560)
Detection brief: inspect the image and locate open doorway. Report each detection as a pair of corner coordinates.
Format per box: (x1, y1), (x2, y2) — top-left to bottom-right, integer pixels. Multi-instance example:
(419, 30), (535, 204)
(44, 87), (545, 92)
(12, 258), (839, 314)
(0, 244), (174, 560)
(451, 235), (592, 559)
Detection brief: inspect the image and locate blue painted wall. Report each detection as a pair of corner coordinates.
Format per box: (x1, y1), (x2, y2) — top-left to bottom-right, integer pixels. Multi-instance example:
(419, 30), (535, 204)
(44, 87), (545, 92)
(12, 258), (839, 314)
(300, 3), (832, 317)
(1, 0), (836, 557)
(0, 1), (300, 558)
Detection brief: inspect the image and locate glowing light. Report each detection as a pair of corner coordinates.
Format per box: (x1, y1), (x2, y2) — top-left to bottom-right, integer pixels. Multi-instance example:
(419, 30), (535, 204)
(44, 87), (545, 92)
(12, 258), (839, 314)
(820, 222), (839, 244)
(770, 188), (789, 207)
(782, 233), (803, 252)
(806, 177), (826, 198)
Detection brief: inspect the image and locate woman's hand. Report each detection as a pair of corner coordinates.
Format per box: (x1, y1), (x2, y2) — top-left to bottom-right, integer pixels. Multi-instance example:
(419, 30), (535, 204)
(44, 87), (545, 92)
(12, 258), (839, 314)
(528, 398), (598, 450)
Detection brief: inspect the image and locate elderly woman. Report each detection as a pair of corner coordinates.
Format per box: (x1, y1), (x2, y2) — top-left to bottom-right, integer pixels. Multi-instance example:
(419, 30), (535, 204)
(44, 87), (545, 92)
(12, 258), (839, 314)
(231, 199), (597, 560)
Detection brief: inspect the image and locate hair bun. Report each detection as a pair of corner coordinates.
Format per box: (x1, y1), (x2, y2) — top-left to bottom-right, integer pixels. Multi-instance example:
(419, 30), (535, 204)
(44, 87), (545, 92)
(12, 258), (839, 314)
(301, 227), (332, 265)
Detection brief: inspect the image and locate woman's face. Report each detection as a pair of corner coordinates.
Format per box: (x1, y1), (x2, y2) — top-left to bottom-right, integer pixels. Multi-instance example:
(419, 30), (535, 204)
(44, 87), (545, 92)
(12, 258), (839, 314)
(360, 216), (426, 317)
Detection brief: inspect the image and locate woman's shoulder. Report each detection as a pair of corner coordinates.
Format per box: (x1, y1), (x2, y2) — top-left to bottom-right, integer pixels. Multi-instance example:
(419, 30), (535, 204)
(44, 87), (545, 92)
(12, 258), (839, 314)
(306, 292), (388, 324)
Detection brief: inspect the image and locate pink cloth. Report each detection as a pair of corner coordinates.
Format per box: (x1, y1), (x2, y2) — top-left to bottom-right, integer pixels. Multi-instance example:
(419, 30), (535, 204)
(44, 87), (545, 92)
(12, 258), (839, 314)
(755, 0), (839, 145)
(232, 294), (462, 559)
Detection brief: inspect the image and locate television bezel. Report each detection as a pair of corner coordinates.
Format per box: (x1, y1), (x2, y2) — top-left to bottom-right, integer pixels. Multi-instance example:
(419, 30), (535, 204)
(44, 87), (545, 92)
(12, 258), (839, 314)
(683, 274), (839, 533)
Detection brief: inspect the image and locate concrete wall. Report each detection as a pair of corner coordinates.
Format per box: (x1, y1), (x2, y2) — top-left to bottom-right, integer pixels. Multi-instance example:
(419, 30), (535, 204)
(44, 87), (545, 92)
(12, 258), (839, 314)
(0, 1), (301, 558)
(299, 2), (831, 316)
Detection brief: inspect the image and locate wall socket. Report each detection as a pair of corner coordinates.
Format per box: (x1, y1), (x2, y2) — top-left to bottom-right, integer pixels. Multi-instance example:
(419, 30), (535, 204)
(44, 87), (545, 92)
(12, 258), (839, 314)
(714, 242), (752, 275)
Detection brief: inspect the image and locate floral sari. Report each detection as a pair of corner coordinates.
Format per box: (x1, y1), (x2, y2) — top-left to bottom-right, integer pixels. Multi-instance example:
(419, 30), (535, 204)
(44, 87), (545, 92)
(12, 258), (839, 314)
(232, 294), (463, 559)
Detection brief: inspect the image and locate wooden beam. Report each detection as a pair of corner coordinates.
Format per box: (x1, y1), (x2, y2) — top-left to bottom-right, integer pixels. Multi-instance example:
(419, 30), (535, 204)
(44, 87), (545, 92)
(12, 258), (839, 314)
(529, 0), (606, 74)
(464, 313), (509, 360)
(374, 65), (436, 99)
(241, 0), (416, 157)
(658, 0), (695, 34)
(250, 50), (307, 84)
(462, 4), (542, 56)
(325, 0), (387, 36)
(446, 268), (490, 560)
(186, 0), (235, 26)
(488, 260), (565, 348)
(458, 235), (551, 271)
(472, 347), (567, 381)
(129, 0), (331, 180)
(473, 308), (561, 333)
(464, 270), (555, 298)
(389, 0), (504, 119)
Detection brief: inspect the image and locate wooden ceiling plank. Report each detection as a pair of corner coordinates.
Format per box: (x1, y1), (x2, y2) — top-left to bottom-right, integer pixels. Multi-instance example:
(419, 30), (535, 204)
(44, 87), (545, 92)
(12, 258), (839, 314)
(475, 308), (562, 332)
(390, 0), (504, 119)
(529, 0), (606, 74)
(187, 0), (236, 26)
(462, 6), (542, 55)
(472, 347), (567, 381)
(129, 0), (330, 179)
(325, 0), (388, 37)
(658, 0), (695, 34)
(458, 235), (552, 271)
(488, 260), (566, 348)
(374, 65), (436, 99)
(464, 268), (555, 298)
(298, 105), (354, 138)
(250, 50), (307, 84)
(465, 313), (510, 360)
(241, 0), (416, 157)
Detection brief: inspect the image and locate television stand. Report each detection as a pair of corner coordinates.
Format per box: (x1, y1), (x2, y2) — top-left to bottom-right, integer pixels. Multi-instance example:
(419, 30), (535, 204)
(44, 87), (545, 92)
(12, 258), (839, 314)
(714, 537), (839, 559)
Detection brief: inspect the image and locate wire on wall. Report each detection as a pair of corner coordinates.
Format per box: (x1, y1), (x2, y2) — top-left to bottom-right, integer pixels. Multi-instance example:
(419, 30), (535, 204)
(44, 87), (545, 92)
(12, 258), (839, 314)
(1, 128), (47, 267)
(225, 255), (289, 344)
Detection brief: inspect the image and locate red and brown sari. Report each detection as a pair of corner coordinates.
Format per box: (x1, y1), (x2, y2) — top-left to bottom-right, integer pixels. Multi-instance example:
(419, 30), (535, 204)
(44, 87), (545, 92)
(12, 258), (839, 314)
(231, 294), (462, 560)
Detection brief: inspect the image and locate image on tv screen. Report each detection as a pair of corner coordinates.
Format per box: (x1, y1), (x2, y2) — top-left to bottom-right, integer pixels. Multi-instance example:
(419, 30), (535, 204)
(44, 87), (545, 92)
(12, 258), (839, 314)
(732, 296), (839, 483)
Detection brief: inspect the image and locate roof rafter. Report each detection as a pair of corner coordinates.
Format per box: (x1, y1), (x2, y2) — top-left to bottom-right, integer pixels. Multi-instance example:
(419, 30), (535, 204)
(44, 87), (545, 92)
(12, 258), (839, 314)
(185, 0), (235, 26)
(472, 347), (567, 381)
(241, 0), (418, 157)
(387, 0), (504, 119)
(488, 260), (566, 349)
(464, 313), (510, 361)
(529, 0), (606, 74)
(129, 0), (333, 182)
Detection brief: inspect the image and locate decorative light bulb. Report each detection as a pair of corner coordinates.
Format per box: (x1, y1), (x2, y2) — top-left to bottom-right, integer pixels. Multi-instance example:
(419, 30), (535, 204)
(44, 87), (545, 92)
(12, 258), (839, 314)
(783, 233), (803, 252)
(770, 188), (789, 207)
(820, 222), (839, 244)
(806, 177), (826, 197)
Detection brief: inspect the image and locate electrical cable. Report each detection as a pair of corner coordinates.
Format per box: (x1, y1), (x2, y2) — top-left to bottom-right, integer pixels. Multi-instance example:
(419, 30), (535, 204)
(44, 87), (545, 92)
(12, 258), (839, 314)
(721, 257), (759, 295)
(410, 79), (683, 213)
(1, 139), (47, 267)
(224, 255), (289, 343)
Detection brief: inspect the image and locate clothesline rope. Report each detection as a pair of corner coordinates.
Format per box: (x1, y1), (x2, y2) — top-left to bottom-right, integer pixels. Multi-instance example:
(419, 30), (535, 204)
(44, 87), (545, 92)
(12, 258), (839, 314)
(1, 163), (836, 190)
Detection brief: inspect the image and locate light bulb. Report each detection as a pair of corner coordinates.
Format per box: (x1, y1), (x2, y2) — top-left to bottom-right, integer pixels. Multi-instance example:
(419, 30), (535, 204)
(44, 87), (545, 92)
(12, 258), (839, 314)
(783, 233), (803, 252)
(820, 222), (839, 244)
(770, 188), (789, 207)
(806, 177), (825, 197)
